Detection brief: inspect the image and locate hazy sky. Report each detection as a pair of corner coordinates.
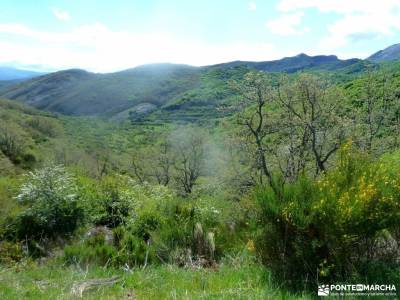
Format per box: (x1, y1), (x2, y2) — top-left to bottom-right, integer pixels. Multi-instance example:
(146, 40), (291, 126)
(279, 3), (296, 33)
(1, 0), (400, 72)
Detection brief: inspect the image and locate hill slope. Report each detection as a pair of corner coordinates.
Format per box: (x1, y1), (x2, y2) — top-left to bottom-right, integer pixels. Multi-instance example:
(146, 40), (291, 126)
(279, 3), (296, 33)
(0, 64), (201, 116)
(368, 43), (400, 62)
(0, 54), (364, 122)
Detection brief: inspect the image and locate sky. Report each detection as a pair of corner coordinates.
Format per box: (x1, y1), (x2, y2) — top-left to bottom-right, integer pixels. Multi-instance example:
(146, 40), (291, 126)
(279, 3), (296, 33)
(1, 0), (400, 72)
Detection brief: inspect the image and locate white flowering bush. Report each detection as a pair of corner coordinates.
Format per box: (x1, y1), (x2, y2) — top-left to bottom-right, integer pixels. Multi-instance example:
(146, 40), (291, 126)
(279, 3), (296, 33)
(14, 165), (83, 239)
(17, 165), (77, 203)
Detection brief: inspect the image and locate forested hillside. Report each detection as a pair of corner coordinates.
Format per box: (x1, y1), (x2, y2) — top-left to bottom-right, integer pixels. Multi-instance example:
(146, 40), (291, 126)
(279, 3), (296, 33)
(1, 48), (400, 298)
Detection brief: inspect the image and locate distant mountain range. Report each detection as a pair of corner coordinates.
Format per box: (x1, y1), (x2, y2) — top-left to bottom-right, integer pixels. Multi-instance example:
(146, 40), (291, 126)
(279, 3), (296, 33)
(1, 43), (399, 122)
(212, 53), (362, 73)
(0, 67), (45, 81)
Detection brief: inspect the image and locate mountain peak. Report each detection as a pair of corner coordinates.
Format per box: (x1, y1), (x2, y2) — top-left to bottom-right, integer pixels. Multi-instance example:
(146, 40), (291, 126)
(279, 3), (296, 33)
(368, 43), (400, 62)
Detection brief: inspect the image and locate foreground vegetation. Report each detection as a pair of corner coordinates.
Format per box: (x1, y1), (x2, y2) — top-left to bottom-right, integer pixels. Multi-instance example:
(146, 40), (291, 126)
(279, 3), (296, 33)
(0, 257), (315, 299)
(1, 66), (400, 298)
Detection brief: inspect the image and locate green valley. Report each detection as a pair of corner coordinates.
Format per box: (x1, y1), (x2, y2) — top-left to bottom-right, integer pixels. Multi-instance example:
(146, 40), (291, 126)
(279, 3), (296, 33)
(1, 42), (400, 299)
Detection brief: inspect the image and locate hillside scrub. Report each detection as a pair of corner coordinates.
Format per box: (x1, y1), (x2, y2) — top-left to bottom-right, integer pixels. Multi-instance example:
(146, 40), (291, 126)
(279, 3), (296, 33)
(2, 68), (400, 297)
(65, 175), (250, 268)
(256, 143), (400, 290)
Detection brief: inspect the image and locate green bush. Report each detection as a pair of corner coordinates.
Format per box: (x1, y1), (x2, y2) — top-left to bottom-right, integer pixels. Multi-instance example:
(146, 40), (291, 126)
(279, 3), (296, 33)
(64, 226), (152, 268)
(0, 125), (24, 163)
(256, 143), (400, 290)
(77, 175), (139, 228)
(64, 234), (117, 267)
(93, 178), (132, 228)
(0, 241), (24, 265)
(12, 165), (84, 240)
(65, 178), (242, 267)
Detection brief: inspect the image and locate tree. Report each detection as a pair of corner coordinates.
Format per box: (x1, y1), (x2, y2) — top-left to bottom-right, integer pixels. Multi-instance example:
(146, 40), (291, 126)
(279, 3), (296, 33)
(357, 70), (397, 153)
(130, 129), (206, 194)
(131, 141), (172, 186)
(171, 128), (206, 194)
(150, 141), (172, 186)
(230, 71), (278, 188)
(277, 74), (347, 174)
(231, 72), (349, 187)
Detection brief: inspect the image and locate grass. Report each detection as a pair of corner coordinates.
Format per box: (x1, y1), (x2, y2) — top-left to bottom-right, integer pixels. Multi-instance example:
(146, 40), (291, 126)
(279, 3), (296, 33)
(0, 261), (312, 300)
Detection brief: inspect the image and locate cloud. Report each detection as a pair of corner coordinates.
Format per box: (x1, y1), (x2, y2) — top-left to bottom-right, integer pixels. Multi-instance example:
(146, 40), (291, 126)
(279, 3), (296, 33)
(275, 0), (400, 49)
(51, 8), (71, 21)
(0, 22), (286, 72)
(266, 12), (309, 36)
(248, 1), (257, 11)
(276, 0), (400, 15)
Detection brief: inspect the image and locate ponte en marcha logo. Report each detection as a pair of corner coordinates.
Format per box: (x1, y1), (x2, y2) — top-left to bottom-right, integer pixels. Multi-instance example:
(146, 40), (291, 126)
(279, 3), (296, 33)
(318, 284), (397, 297)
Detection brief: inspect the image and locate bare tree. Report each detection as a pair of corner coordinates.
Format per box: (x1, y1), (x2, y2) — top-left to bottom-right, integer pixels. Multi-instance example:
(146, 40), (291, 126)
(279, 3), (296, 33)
(230, 71), (278, 189)
(148, 141), (172, 186)
(272, 90), (311, 182)
(172, 128), (206, 194)
(276, 74), (347, 174)
(130, 142), (172, 186)
(129, 131), (204, 193)
(131, 151), (146, 184)
(93, 149), (113, 178)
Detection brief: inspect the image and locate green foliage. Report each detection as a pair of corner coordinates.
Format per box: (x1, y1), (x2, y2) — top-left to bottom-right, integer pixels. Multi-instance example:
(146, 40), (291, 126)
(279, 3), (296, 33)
(0, 98), (66, 172)
(27, 116), (62, 138)
(256, 144), (400, 289)
(0, 176), (20, 228)
(0, 258), (308, 300)
(3, 61), (400, 296)
(64, 175), (250, 268)
(0, 241), (24, 265)
(90, 177), (134, 228)
(64, 234), (117, 267)
(11, 165), (83, 240)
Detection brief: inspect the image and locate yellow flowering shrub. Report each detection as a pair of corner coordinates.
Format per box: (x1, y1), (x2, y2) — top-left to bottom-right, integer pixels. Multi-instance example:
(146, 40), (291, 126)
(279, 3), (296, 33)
(256, 144), (400, 290)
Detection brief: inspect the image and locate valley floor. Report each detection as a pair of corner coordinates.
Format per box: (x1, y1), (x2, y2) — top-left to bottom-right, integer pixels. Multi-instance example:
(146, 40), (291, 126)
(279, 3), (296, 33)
(0, 262), (311, 300)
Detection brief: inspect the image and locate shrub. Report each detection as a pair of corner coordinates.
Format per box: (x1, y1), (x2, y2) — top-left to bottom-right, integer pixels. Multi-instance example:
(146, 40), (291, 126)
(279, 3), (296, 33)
(0, 125), (24, 163)
(94, 178), (133, 228)
(27, 116), (61, 138)
(67, 176), (245, 268)
(64, 226), (152, 268)
(64, 234), (117, 267)
(256, 144), (400, 290)
(12, 165), (84, 240)
(77, 175), (141, 228)
(0, 241), (24, 265)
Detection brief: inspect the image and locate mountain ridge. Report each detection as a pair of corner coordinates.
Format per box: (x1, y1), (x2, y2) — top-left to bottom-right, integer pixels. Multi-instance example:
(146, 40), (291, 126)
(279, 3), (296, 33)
(368, 43), (400, 62)
(0, 50), (393, 122)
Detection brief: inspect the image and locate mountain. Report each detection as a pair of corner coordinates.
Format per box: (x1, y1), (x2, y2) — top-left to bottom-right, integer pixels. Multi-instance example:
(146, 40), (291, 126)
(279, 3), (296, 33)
(367, 43), (400, 63)
(0, 67), (45, 81)
(213, 54), (361, 73)
(0, 64), (202, 117)
(0, 54), (365, 122)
